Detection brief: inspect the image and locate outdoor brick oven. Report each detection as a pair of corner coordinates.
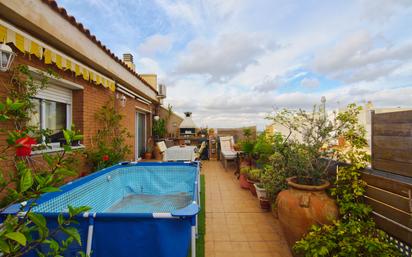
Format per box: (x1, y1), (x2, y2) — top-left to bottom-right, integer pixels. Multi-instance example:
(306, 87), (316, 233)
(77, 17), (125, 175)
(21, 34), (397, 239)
(179, 112), (197, 136)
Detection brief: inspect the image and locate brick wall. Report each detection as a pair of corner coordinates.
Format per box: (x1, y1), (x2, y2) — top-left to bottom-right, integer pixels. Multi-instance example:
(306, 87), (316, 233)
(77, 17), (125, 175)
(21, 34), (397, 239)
(158, 107), (183, 137)
(0, 47), (156, 178)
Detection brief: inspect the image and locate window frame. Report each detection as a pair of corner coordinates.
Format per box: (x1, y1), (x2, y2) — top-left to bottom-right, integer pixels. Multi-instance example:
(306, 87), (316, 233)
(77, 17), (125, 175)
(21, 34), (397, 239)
(27, 66), (84, 154)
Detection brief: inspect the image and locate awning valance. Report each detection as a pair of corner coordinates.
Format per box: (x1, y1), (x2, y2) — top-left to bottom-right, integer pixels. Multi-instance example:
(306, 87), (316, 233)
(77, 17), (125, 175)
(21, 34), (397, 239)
(0, 20), (115, 92)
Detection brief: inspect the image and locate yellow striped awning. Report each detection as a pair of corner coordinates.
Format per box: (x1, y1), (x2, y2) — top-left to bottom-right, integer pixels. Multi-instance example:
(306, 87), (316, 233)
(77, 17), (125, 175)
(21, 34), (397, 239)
(0, 22), (116, 92)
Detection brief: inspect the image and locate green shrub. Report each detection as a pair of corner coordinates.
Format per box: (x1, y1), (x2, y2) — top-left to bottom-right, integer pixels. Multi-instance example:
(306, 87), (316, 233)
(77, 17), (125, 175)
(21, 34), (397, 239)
(247, 168), (261, 181)
(240, 140), (255, 154)
(86, 100), (131, 171)
(240, 166), (251, 175)
(253, 132), (274, 164)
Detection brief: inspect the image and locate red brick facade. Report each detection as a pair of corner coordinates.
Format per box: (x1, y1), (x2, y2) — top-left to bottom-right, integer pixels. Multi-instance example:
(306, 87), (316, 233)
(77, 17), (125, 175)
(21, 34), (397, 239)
(0, 46), (156, 174)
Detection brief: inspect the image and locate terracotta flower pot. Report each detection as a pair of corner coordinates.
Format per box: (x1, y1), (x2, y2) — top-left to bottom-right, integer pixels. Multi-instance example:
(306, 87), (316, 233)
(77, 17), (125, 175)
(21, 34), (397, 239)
(144, 152), (153, 159)
(276, 176), (338, 248)
(239, 173), (249, 189)
(259, 197), (271, 211)
(247, 178), (258, 197)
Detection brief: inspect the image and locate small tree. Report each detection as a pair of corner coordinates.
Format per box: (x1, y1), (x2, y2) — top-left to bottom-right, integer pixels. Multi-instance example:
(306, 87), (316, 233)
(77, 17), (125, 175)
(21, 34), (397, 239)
(266, 103), (362, 185)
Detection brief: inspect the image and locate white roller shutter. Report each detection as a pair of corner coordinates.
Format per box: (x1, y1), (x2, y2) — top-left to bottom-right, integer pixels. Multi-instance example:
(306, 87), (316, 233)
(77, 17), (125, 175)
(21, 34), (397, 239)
(36, 83), (72, 104)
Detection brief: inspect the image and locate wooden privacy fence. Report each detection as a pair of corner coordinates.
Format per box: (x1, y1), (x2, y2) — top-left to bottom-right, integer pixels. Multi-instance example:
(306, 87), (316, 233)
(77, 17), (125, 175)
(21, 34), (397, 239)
(365, 110), (412, 252)
(371, 110), (412, 177)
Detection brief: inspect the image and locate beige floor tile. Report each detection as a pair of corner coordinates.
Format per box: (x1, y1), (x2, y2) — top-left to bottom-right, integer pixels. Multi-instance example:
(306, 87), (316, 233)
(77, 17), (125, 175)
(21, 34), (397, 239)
(202, 161), (292, 257)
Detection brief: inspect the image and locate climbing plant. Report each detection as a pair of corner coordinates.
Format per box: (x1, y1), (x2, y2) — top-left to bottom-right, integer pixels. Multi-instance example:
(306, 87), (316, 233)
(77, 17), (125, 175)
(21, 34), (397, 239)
(0, 65), (89, 256)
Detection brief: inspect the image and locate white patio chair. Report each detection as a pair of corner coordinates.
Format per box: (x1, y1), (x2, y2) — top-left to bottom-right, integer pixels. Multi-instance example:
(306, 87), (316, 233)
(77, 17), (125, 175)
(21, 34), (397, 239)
(156, 141), (167, 160)
(219, 136), (237, 170)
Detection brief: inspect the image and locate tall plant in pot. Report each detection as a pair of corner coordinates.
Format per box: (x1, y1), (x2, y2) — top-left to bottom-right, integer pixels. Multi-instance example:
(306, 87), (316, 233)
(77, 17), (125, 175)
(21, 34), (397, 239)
(267, 103), (363, 248)
(293, 104), (402, 257)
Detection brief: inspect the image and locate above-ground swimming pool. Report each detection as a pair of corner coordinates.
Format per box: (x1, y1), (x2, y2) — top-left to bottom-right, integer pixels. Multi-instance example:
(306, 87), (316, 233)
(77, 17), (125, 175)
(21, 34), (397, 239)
(2, 162), (200, 257)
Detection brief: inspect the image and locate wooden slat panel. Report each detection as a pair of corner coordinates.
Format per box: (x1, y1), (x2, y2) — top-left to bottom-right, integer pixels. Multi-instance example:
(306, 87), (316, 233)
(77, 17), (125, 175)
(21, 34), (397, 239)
(372, 136), (412, 151)
(373, 123), (412, 137)
(366, 185), (410, 213)
(374, 150), (412, 164)
(372, 159), (412, 177)
(362, 172), (412, 198)
(372, 213), (412, 245)
(365, 197), (412, 228)
(373, 111), (412, 124)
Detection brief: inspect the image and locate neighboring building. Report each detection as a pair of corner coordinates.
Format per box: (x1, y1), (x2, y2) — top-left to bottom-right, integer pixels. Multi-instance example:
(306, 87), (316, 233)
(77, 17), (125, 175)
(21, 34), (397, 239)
(0, 1), (165, 168)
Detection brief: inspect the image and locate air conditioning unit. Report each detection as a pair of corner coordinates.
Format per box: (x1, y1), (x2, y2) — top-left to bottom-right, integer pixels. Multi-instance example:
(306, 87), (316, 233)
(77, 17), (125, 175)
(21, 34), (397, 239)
(158, 84), (166, 99)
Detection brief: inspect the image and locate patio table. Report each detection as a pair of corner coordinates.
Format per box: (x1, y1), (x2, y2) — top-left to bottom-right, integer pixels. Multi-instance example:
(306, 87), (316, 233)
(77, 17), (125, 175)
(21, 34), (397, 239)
(164, 145), (197, 161)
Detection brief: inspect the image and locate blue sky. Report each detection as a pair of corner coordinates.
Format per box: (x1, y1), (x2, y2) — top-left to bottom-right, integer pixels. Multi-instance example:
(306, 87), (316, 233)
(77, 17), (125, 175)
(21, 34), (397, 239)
(58, 0), (412, 130)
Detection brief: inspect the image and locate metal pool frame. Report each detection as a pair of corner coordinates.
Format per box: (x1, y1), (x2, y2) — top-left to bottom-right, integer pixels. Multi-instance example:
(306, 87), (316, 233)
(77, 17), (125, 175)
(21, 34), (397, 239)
(1, 161), (201, 257)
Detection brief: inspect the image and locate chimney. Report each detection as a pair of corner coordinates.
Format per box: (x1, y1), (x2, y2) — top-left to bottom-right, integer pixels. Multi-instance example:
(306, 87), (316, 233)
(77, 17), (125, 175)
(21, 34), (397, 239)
(123, 53), (135, 71)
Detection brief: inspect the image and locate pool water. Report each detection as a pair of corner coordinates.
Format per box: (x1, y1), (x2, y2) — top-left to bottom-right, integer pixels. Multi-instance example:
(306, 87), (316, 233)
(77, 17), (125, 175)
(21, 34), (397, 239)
(32, 165), (197, 214)
(107, 193), (192, 213)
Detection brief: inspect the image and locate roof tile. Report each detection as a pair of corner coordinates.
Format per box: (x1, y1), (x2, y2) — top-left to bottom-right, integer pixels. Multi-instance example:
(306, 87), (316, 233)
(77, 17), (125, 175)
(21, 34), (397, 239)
(41, 0), (157, 94)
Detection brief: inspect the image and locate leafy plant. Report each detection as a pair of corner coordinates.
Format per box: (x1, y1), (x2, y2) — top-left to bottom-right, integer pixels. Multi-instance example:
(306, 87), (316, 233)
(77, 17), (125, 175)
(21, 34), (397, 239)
(293, 104), (402, 257)
(86, 100), (131, 171)
(253, 132), (274, 164)
(246, 168), (261, 182)
(240, 166), (251, 175)
(0, 65), (89, 256)
(153, 118), (166, 139)
(259, 133), (295, 201)
(146, 137), (154, 153)
(266, 102), (364, 185)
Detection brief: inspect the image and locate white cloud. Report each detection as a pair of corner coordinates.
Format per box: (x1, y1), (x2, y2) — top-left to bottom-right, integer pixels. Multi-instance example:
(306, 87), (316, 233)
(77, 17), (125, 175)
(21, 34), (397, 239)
(360, 0), (412, 23)
(300, 77), (320, 88)
(253, 76), (283, 92)
(175, 33), (278, 82)
(313, 31), (412, 82)
(60, 0), (412, 130)
(137, 34), (174, 56)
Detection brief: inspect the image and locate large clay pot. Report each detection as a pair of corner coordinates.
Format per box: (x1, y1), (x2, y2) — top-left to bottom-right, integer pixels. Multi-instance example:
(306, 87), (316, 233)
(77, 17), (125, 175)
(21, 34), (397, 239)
(276, 176), (338, 249)
(239, 173), (249, 189)
(144, 152), (153, 160)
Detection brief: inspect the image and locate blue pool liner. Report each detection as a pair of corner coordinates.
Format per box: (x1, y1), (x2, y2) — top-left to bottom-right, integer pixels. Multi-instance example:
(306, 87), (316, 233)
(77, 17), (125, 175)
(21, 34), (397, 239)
(1, 161), (200, 257)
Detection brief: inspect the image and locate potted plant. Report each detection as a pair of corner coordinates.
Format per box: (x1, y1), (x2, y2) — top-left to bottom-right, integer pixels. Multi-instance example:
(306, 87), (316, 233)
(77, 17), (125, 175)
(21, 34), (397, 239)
(153, 118), (166, 140)
(252, 132), (274, 165)
(254, 182), (267, 199)
(246, 168), (261, 197)
(144, 137), (154, 159)
(239, 166), (250, 189)
(266, 103), (359, 248)
(293, 104), (402, 257)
